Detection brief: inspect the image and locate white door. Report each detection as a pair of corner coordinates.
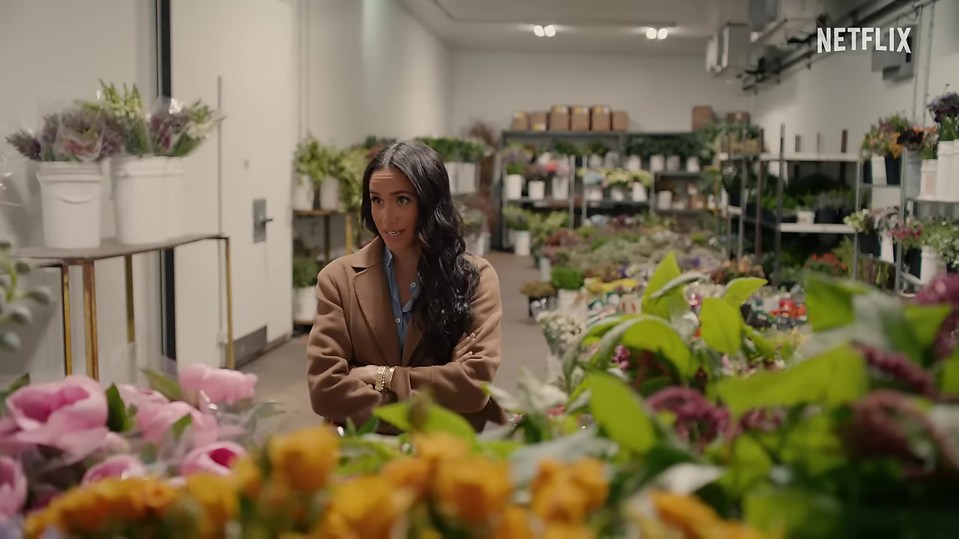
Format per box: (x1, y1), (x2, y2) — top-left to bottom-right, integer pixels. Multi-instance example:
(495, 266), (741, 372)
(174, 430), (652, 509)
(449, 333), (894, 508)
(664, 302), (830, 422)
(171, 0), (296, 369)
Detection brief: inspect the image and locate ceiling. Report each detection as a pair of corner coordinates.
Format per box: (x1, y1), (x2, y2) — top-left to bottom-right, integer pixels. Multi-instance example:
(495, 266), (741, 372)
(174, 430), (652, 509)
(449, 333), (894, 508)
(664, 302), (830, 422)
(396, 0), (752, 56)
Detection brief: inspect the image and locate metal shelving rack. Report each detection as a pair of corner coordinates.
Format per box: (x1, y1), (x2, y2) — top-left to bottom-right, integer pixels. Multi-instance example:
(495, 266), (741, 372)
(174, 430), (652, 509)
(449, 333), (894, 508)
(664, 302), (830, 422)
(720, 124), (859, 286)
(497, 130), (706, 250)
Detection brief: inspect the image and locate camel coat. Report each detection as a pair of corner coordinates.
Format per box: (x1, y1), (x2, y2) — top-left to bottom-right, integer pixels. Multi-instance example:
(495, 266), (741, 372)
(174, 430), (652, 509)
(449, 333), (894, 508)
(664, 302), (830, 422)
(306, 237), (506, 433)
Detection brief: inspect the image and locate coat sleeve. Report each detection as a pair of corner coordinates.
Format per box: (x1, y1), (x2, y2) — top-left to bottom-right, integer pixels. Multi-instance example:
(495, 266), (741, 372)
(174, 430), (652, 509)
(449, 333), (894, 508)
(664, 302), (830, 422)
(306, 264), (393, 427)
(388, 260), (503, 414)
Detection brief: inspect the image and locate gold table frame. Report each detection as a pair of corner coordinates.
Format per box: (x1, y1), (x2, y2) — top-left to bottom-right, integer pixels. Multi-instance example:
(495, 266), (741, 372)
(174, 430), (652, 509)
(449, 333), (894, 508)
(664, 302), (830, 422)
(15, 234), (235, 380)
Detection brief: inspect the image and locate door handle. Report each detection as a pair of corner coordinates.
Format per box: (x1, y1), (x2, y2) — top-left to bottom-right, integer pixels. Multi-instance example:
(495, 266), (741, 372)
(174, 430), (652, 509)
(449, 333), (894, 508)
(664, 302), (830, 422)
(258, 216), (275, 225)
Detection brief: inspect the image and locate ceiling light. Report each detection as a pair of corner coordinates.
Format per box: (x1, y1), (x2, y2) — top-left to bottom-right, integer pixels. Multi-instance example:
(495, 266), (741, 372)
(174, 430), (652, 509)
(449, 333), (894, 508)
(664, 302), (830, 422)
(645, 27), (657, 40)
(657, 27), (668, 39)
(544, 25), (556, 37)
(533, 24), (545, 37)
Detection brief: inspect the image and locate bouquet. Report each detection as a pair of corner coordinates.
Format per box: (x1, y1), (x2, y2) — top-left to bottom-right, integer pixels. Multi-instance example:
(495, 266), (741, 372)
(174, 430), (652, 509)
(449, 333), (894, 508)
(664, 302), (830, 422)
(6, 107), (122, 163)
(928, 90), (959, 141)
(149, 98), (223, 157)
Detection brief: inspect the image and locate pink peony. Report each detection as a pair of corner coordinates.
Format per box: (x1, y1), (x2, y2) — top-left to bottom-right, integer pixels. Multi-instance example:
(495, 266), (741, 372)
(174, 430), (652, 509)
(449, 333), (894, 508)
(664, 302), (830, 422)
(0, 456), (27, 521)
(179, 364), (257, 406)
(5, 375), (108, 456)
(136, 401), (218, 449)
(117, 384), (169, 412)
(81, 454), (147, 485)
(180, 441), (246, 477)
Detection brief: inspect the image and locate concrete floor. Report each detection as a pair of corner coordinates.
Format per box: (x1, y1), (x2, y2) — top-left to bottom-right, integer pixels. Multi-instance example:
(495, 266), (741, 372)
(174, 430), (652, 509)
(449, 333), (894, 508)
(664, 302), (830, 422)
(240, 250), (549, 432)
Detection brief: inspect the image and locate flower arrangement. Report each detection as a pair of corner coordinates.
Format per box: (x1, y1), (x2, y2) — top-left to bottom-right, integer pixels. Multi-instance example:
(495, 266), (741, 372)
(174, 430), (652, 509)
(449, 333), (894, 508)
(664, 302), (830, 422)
(520, 280), (556, 299)
(6, 107), (122, 163)
(862, 113), (911, 158)
(0, 364), (278, 522)
(886, 214), (923, 250)
(293, 134), (341, 189)
(897, 125), (937, 154)
(148, 97), (223, 157)
(922, 217), (959, 268)
(843, 208), (873, 233)
(82, 80), (151, 156)
(535, 309), (587, 356)
(928, 90), (959, 141)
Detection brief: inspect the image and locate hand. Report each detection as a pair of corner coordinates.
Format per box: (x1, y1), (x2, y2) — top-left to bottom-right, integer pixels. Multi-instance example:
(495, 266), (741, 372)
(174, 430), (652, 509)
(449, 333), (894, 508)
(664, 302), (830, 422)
(350, 365), (380, 385)
(452, 332), (477, 362)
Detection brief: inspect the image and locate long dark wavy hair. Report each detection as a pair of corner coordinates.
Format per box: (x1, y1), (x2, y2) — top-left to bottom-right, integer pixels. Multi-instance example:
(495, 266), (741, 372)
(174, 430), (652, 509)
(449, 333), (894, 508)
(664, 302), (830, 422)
(361, 141), (479, 361)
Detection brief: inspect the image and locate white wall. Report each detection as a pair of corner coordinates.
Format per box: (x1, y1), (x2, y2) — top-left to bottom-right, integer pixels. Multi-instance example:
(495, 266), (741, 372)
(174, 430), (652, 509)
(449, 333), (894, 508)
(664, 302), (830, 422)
(171, 0), (299, 368)
(0, 0), (159, 385)
(751, 1), (959, 155)
(302, 0), (453, 256)
(451, 51), (750, 134)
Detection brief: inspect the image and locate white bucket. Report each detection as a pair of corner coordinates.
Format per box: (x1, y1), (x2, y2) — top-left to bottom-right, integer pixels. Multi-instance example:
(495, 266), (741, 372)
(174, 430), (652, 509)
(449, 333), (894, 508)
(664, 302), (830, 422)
(610, 187), (625, 201)
(166, 158), (186, 239)
(920, 246), (944, 284)
(870, 155), (887, 185)
(649, 155), (665, 173)
(292, 287), (316, 323)
(796, 210), (815, 224)
(919, 159), (938, 200)
(557, 289), (578, 310)
(528, 180), (545, 200)
(632, 183), (647, 202)
(445, 162), (458, 194)
(513, 229), (531, 256)
(113, 157), (170, 245)
(319, 177), (340, 211)
(37, 161), (106, 249)
(505, 174), (524, 200)
(292, 176), (314, 211)
(551, 176), (569, 199)
(686, 157), (700, 173)
(457, 162), (476, 194)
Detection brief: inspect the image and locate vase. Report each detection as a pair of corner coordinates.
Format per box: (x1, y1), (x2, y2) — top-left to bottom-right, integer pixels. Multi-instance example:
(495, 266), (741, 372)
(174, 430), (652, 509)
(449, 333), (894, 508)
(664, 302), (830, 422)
(649, 155), (665, 173)
(551, 176), (569, 199)
(513, 230), (531, 256)
(631, 183), (647, 202)
(870, 155), (887, 185)
(903, 150), (921, 200)
(880, 235), (894, 263)
(610, 187), (626, 201)
(858, 233), (880, 257)
(37, 161), (106, 249)
(319, 177), (340, 211)
(919, 159), (938, 200)
(884, 156), (902, 186)
(527, 180), (546, 200)
(505, 174), (524, 200)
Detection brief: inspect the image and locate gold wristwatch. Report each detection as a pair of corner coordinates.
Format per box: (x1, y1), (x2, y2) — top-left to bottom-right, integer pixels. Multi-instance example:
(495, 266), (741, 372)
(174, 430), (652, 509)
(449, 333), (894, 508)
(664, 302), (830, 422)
(374, 366), (395, 392)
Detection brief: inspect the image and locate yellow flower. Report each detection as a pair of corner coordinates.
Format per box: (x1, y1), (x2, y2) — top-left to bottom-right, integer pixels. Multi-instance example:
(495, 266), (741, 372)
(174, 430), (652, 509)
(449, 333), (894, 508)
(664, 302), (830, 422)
(182, 474), (239, 537)
(530, 459), (609, 525)
(318, 476), (413, 539)
(544, 522), (597, 539)
(412, 432), (471, 467)
(381, 456), (431, 500)
(433, 456), (513, 525)
(231, 454), (263, 498)
(648, 490), (721, 538)
(493, 506), (534, 539)
(268, 426), (340, 492)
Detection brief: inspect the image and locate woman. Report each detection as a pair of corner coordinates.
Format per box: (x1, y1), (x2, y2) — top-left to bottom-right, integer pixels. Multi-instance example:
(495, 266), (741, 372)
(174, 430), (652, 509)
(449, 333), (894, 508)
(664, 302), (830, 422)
(306, 140), (505, 433)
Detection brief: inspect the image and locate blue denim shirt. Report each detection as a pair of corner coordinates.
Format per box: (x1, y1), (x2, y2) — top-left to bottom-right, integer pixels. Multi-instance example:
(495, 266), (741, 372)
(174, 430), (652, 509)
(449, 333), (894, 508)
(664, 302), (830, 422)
(384, 244), (420, 354)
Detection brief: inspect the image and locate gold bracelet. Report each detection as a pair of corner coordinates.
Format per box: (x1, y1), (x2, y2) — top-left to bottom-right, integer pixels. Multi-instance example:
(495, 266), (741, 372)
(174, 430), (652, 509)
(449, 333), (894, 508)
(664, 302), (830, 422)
(374, 366), (388, 392)
(384, 367), (395, 392)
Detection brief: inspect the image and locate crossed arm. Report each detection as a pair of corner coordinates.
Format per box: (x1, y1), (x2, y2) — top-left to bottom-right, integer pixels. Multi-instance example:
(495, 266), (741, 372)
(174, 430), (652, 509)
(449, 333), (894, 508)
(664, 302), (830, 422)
(306, 262), (503, 427)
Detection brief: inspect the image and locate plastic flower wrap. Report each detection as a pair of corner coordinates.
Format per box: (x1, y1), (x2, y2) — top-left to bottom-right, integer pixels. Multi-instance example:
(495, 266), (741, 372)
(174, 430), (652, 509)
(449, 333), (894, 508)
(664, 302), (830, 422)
(6, 107), (122, 163)
(536, 310), (587, 357)
(82, 80), (152, 156)
(149, 97), (223, 157)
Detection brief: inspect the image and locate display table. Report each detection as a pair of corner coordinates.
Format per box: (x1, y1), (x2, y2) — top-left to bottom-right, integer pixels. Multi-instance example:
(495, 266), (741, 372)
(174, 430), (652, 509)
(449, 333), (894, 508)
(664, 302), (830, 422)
(14, 234), (235, 380)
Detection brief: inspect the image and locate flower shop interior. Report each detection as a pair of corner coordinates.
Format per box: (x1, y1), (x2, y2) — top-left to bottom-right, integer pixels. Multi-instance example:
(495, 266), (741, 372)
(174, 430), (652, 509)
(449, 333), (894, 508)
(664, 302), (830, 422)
(3, 0), (959, 536)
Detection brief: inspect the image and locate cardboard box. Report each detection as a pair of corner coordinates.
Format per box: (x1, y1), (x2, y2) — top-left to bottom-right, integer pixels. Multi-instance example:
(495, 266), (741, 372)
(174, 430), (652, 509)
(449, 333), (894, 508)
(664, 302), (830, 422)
(692, 105), (715, 131)
(570, 106), (590, 131)
(549, 105), (570, 131)
(511, 111), (530, 131)
(612, 111), (629, 131)
(530, 111), (548, 131)
(591, 105), (611, 131)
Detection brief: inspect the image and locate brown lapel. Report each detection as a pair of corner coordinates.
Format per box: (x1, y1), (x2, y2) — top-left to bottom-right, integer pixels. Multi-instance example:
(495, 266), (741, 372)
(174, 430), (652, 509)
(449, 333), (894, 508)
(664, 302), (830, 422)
(402, 318), (424, 366)
(349, 237), (402, 366)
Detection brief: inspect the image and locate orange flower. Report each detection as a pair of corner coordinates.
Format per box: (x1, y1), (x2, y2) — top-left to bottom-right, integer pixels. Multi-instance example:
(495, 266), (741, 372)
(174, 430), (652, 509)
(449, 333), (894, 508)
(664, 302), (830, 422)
(433, 456), (513, 525)
(493, 506), (535, 539)
(268, 426), (340, 492)
(318, 476), (413, 539)
(530, 459), (609, 525)
(381, 456), (431, 499)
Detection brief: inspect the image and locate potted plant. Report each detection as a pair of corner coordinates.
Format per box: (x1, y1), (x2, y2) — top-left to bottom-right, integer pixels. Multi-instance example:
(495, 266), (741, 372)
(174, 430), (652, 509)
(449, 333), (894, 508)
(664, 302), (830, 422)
(6, 104), (122, 249)
(520, 280), (556, 318)
(844, 209), (879, 257)
(292, 255), (320, 323)
(500, 145), (529, 200)
(550, 265), (585, 310)
(920, 217), (958, 281)
(604, 168), (632, 201)
(524, 161), (548, 201)
(502, 205), (531, 256)
(928, 90), (959, 202)
(886, 214), (923, 277)
(294, 135), (342, 211)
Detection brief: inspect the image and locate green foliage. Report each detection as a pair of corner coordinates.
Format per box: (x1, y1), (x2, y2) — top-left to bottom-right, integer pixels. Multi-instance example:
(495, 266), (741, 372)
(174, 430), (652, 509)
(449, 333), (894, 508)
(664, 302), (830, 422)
(293, 256), (320, 289)
(550, 266), (585, 291)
